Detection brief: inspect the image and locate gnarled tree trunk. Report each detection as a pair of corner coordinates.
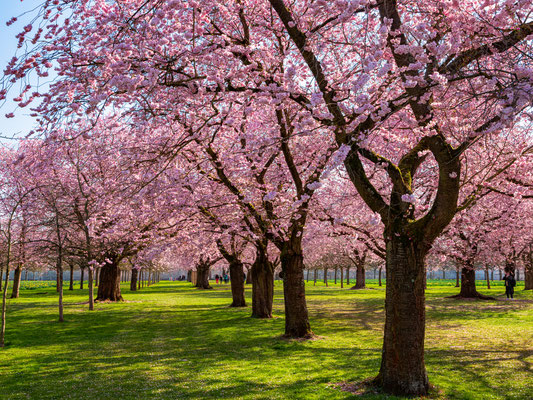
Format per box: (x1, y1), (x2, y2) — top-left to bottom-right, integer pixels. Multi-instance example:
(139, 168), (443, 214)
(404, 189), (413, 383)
(251, 246), (274, 318)
(374, 237), (428, 395)
(195, 260), (212, 289)
(96, 258), (123, 301)
(281, 246), (312, 338)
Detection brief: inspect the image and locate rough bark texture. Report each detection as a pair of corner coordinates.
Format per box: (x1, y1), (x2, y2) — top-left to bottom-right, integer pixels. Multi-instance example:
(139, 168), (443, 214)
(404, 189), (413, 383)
(96, 259), (123, 301)
(195, 261), (212, 289)
(281, 248), (312, 338)
(246, 268), (252, 284)
(10, 265), (22, 299)
(449, 266), (494, 299)
(375, 238), (428, 396)
(351, 263), (366, 289)
(379, 267), (383, 287)
(229, 260), (246, 307)
(130, 268), (138, 291)
(251, 247), (274, 318)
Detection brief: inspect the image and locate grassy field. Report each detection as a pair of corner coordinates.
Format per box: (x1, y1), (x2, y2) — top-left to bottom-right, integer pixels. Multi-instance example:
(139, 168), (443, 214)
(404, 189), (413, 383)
(0, 279), (531, 400)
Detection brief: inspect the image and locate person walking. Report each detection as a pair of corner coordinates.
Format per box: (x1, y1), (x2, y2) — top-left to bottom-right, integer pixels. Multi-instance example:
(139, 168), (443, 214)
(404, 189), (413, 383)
(503, 270), (516, 300)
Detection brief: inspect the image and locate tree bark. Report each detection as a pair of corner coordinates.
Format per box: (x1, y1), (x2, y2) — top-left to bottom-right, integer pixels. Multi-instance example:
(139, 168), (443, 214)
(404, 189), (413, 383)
(379, 267), (383, 287)
(340, 267), (344, 288)
(281, 248), (312, 338)
(323, 267), (328, 286)
(374, 237), (428, 395)
(130, 268), (138, 291)
(334, 267), (337, 285)
(0, 261), (10, 348)
(88, 267), (95, 310)
(525, 254), (533, 290)
(449, 266), (494, 299)
(313, 268), (317, 286)
(80, 267), (85, 290)
(57, 262), (64, 323)
(455, 267), (460, 287)
(96, 259), (123, 301)
(251, 246), (274, 318)
(485, 266), (490, 289)
(10, 265), (22, 299)
(229, 260), (246, 307)
(69, 264), (74, 291)
(246, 268), (252, 284)
(195, 260), (212, 289)
(346, 266), (350, 285)
(351, 263), (366, 289)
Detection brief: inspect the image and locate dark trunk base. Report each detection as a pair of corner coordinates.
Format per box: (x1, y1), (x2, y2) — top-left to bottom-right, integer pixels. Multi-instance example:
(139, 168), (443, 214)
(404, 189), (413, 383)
(195, 262), (212, 289)
(96, 261), (123, 302)
(448, 267), (495, 300)
(251, 247), (274, 318)
(281, 249), (312, 339)
(229, 261), (246, 307)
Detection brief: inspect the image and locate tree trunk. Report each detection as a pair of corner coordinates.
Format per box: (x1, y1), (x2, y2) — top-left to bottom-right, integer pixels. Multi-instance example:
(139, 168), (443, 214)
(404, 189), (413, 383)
(0, 261), (10, 348)
(374, 237), (428, 396)
(351, 263), (366, 289)
(229, 260), (246, 307)
(485, 266), (490, 289)
(57, 263), (64, 323)
(251, 247), (274, 318)
(0, 264), (3, 292)
(195, 261), (212, 289)
(379, 267), (383, 287)
(187, 270), (192, 282)
(88, 267), (94, 310)
(334, 267), (337, 285)
(455, 267), (460, 287)
(313, 268), (317, 286)
(69, 264), (74, 291)
(324, 267), (328, 287)
(130, 268), (138, 291)
(340, 267), (344, 289)
(246, 268), (252, 284)
(281, 247), (312, 338)
(525, 256), (533, 290)
(346, 266), (350, 285)
(96, 259), (123, 301)
(80, 267), (85, 290)
(450, 266), (494, 299)
(10, 265), (22, 299)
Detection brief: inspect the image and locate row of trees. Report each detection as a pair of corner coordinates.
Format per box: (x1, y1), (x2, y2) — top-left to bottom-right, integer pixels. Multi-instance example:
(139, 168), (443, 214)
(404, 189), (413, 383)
(1, 0), (532, 395)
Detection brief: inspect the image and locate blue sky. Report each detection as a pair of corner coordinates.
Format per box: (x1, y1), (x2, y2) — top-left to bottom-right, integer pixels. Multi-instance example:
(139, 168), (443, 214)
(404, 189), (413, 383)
(0, 0), (46, 143)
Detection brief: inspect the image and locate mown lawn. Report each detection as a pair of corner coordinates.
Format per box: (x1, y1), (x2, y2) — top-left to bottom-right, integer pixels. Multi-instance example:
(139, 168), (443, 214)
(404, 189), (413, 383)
(0, 279), (531, 399)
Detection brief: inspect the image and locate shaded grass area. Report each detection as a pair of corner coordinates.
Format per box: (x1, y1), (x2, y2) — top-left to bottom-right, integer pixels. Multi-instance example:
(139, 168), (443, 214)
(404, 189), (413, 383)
(0, 280), (531, 399)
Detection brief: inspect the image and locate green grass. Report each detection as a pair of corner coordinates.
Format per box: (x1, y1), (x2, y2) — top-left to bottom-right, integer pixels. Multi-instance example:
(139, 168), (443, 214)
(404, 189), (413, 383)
(0, 279), (531, 400)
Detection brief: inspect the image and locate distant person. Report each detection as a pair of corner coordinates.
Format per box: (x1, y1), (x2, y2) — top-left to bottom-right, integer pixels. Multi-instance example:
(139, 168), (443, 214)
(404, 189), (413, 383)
(503, 271), (516, 299)
(223, 274), (229, 284)
(215, 274), (220, 284)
